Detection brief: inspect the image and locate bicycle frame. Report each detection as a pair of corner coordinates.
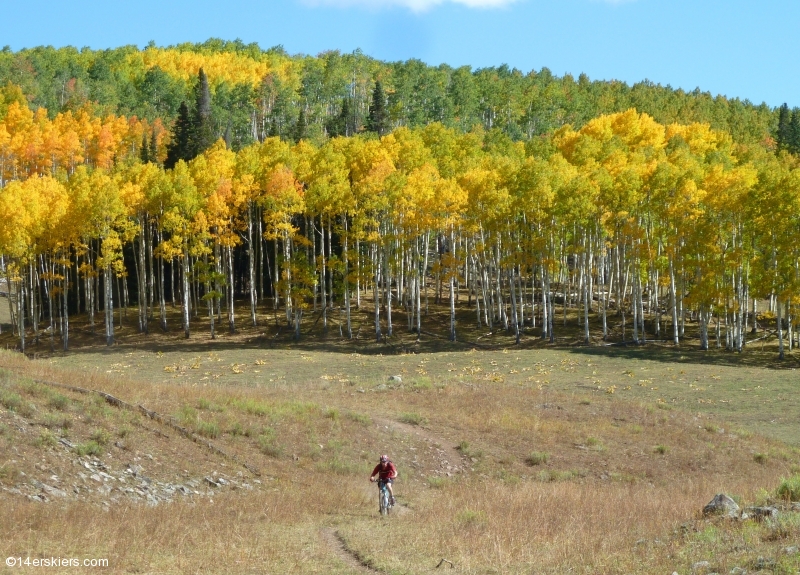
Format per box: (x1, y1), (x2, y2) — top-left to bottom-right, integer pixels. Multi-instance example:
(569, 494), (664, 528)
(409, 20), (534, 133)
(378, 479), (392, 516)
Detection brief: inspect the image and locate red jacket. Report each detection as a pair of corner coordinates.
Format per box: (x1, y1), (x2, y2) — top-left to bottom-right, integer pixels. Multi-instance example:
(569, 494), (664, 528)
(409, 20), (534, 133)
(371, 461), (397, 481)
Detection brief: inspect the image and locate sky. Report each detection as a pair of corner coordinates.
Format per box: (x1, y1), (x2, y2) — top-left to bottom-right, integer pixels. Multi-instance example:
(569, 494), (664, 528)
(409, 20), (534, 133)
(2, 0), (797, 108)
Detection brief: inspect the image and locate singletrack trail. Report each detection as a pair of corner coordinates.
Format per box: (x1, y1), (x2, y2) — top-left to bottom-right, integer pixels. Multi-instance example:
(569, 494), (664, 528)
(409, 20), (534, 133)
(372, 415), (468, 477)
(320, 528), (379, 573)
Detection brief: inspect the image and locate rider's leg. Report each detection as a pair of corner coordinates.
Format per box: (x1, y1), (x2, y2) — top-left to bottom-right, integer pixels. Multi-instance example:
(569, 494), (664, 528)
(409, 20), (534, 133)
(387, 481), (395, 504)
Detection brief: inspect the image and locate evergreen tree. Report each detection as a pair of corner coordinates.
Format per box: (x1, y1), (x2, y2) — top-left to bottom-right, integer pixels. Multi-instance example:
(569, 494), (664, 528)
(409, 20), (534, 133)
(777, 103), (792, 151)
(294, 108), (307, 142)
(149, 129), (159, 165)
(366, 81), (390, 136)
(140, 131), (150, 164)
(326, 97), (353, 138)
(789, 108), (800, 155)
(191, 67), (215, 155)
(164, 101), (192, 169)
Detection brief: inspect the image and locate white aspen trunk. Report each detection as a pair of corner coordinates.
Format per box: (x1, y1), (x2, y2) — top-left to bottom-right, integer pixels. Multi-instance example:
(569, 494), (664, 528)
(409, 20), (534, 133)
(104, 265), (114, 346)
(62, 262), (69, 351)
(386, 240), (393, 337)
(632, 270), (639, 344)
(669, 259), (679, 345)
(356, 238), (361, 309)
(415, 240), (422, 336)
(182, 249), (190, 339)
(777, 296), (784, 360)
(449, 274), (456, 342)
(583, 253), (590, 344)
(373, 245), (381, 343)
(699, 304), (708, 350)
(18, 277), (25, 353)
(320, 218), (327, 331)
(343, 216), (352, 339)
(510, 267), (520, 344)
(248, 207), (257, 327)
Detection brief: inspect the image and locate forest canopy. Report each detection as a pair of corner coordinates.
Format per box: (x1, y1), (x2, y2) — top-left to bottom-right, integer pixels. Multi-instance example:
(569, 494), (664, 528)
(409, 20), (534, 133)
(1, 40), (799, 360)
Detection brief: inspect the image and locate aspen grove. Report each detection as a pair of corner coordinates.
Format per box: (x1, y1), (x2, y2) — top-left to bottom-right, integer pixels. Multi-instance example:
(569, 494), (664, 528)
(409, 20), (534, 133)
(1, 98), (799, 358)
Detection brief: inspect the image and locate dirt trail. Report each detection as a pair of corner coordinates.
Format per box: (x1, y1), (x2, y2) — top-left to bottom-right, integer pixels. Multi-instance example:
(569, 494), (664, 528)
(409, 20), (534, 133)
(372, 416), (468, 476)
(320, 528), (379, 573)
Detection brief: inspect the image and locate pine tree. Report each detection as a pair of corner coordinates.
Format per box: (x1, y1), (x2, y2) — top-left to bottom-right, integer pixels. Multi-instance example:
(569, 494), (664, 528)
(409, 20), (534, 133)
(294, 108), (307, 142)
(326, 98), (352, 138)
(777, 103), (791, 152)
(164, 101), (192, 169)
(191, 67), (215, 156)
(149, 129), (159, 165)
(140, 131), (150, 164)
(366, 81), (390, 136)
(789, 108), (800, 155)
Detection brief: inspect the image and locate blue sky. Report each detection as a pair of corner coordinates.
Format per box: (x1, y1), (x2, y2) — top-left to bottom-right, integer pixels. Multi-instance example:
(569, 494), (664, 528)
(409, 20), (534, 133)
(3, 0), (797, 108)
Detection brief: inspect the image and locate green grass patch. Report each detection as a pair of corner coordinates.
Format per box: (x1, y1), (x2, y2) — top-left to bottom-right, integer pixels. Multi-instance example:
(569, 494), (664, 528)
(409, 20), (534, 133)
(525, 451), (549, 466)
(456, 509), (486, 526)
(399, 412), (426, 426)
(257, 428), (283, 458)
(35, 429), (59, 448)
(347, 411), (371, 426)
(776, 475), (800, 502)
(47, 393), (69, 411)
(74, 440), (103, 457)
(89, 429), (111, 445)
(427, 476), (447, 489)
(0, 390), (23, 411)
(654, 445), (668, 455)
(196, 421), (220, 439)
(753, 452), (768, 465)
(43, 413), (71, 429)
(177, 405), (198, 427)
(228, 421), (253, 437)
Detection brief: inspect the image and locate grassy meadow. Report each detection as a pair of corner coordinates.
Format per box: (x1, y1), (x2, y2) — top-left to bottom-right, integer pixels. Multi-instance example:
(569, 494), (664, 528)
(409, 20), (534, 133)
(1, 303), (800, 574)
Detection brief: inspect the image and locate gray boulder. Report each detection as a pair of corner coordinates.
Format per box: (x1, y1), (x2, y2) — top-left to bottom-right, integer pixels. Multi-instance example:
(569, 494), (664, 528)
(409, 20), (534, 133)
(703, 494), (740, 518)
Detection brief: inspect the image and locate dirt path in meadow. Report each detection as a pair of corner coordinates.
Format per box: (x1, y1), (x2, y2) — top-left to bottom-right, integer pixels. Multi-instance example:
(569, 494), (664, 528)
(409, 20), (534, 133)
(372, 416), (469, 477)
(320, 528), (380, 573)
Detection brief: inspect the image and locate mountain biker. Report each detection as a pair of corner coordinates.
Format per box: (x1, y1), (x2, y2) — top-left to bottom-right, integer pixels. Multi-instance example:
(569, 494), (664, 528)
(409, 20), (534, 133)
(369, 454), (397, 506)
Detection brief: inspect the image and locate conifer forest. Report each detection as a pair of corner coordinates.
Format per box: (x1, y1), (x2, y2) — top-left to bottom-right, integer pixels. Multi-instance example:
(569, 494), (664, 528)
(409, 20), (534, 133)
(1, 40), (800, 357)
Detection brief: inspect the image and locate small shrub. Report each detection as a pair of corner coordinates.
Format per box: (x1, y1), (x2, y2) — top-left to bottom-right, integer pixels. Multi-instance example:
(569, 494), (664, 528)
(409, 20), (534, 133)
(177, 405), (198, 427)
(90, 429), (111, 445)
(427, 476), (447, 489)
(579, 399), (591, 406)
(35, 429), (58, 448)
(0, 424), (7, 436)
(413, 378), (433, 390)
(347, 412), (371, 426)
(43, 413), (71, 429)
(195, 421), (220, 439)
(236, 399), (269, 417)
(229, 421), (253, 437)
(48, 393), (69, 411)
(654, 445), (668, 455)
(197, 398), (212, 410)
(116, 426), (131, 438)
(74, 441), (103, 457)
(630, 424), (643, 434)
(317, 457), (357, 475)
(753, 452), (768, 465)
(258, 429), (282, 458)
(586, 436), (604, 450)
(525, 452), (549, 466)
(456, 509), (486, 526)
(399, 412), (426, 426)
(704, 423), (720, 434)
(776, 475), (800, 502)
(0, 390), (22, 411)
(0, 463), (21, 484)
(325, 408), (340, 421)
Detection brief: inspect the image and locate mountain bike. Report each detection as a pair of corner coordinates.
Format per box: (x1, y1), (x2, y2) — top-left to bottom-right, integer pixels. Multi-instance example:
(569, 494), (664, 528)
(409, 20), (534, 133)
(378, 479), (393, 516)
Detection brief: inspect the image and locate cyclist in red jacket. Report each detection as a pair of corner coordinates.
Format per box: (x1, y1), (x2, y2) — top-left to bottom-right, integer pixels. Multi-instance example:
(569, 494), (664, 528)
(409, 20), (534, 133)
(369, 454), (397, 506)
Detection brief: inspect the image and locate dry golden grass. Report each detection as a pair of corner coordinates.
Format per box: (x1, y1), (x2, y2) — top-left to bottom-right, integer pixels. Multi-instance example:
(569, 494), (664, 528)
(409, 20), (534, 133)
(2, 345), (800, 574)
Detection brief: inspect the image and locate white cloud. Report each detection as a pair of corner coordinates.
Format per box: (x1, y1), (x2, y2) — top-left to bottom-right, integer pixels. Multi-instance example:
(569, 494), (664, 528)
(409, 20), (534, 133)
(302, 0), (520, 13)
